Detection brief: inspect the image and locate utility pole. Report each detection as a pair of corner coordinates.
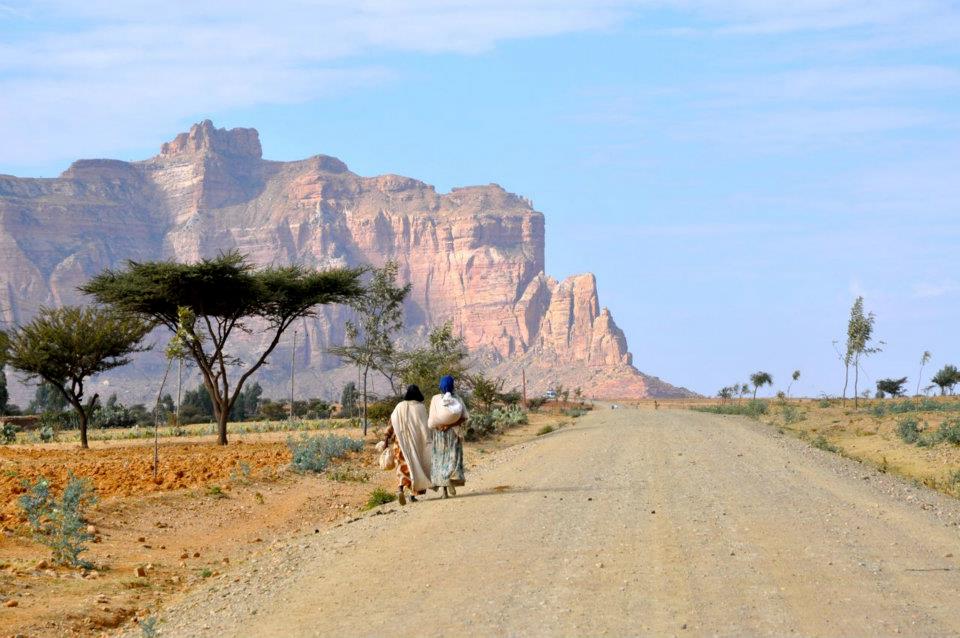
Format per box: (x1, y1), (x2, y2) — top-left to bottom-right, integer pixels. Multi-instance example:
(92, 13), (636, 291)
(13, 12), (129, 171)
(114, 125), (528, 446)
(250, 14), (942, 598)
(522, 367), (527, 405)
(289, 329), (297, 424)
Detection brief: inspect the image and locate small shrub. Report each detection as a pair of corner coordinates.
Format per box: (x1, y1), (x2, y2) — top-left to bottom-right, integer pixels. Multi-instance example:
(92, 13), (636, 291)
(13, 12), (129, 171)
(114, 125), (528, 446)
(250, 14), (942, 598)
(329, 468), (370, 483)
(492, 405), (528, 426)
(19, 473), (97, 568)
(363, 487), (396, 510)
(200, 568), (213, 578)
(366, 397), (402, 425)
(254, 491), (265, 505)
(140, 616), (159, 638)
(526, 397), (547, 412)
(536, 425), (555, 436)
(811, 435), (838, 453)
(287, 434), (365, 473)
(692, 400), (768, 419)
(896, 417), (920, 444)
(205, 485), (227, 499)
(230, 461), (252, 485)
(818, 397), (832, 408)
(948, 469), (960, 493)
(464, 413), (496, 441)
(38, 424), (55, 442)
(937, 417), (960, 445)
(1, 421), (18, 444)
(781, 404), (804, 425)
(561, 408), (587, 418)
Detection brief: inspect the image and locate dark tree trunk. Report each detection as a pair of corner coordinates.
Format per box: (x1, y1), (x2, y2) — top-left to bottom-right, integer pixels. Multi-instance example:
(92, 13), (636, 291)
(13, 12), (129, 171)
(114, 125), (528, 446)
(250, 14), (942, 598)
(842, 363), (850, 406)
(78, 408), (89, 449)
(217, 410), (228, 445)
(854, 357), (860, 408)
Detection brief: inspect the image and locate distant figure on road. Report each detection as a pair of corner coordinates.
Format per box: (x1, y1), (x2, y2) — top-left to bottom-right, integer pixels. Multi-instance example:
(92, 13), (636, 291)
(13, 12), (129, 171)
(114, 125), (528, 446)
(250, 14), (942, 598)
(428, 375), (467, 498)
(383, 385), (432, 506)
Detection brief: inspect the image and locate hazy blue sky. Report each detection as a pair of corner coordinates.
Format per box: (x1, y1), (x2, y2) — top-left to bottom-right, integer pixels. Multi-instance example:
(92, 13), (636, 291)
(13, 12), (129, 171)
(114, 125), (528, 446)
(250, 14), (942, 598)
(1, 1), (957, 397)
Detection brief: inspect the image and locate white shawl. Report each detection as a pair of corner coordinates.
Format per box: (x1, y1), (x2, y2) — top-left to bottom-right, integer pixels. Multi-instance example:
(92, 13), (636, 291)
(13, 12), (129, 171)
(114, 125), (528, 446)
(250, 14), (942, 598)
(390, 400), (433, 492)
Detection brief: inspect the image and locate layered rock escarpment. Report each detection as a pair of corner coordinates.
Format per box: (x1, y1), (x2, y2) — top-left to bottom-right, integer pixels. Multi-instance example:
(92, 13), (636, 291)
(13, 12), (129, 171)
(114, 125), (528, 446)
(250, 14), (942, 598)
(0, 121), (691, 400)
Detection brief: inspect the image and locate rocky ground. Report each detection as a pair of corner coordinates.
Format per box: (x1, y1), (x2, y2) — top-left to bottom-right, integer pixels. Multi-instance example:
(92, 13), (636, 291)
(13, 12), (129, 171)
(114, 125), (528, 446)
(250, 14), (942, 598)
(140, 407), (960, 637)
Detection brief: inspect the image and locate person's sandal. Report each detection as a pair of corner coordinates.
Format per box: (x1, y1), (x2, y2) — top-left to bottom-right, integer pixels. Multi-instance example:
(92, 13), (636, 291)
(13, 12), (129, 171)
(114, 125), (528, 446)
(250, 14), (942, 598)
(441, 487), (448, 499)
(448, 485), (457, 497)
(409, 494), (418, 503)
(397, 489), (406, 506)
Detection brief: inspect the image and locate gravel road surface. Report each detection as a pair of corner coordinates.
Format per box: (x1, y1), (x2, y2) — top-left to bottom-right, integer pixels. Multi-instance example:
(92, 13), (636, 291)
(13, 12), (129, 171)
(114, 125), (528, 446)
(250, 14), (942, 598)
(152, 408), (960, 637)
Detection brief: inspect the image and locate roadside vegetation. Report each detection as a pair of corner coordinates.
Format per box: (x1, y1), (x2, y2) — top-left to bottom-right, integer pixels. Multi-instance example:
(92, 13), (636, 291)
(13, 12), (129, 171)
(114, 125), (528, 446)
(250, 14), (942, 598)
(694, 294), (960, 500)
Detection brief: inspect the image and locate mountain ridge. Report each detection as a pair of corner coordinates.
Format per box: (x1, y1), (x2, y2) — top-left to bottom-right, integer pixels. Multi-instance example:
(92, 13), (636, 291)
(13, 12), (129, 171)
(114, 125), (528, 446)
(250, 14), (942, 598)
(0, 120), (694, 401)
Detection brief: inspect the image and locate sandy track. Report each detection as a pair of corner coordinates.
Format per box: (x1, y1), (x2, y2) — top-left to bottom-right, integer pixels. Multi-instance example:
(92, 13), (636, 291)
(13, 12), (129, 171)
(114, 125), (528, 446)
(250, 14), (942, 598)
(154, 408), (960, 637)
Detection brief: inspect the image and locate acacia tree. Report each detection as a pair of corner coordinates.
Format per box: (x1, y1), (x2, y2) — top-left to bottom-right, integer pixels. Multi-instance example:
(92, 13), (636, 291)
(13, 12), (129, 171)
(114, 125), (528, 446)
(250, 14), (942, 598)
(916, 351), (932, 397)
(1, 306), (151, 448)
(398, 322), (470, 402)
(327, 262), (411, 435)
(845, 297), (882, 408)
(83, 252), (363, 445)
(876, 377), (908, 398)
(750, 371), (773, 399)
(931, 364), (959, 396)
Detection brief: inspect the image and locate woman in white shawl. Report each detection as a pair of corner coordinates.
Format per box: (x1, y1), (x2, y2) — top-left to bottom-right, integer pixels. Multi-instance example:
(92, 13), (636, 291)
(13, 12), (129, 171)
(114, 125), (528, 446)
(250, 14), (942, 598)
(382, 385), (432, 505)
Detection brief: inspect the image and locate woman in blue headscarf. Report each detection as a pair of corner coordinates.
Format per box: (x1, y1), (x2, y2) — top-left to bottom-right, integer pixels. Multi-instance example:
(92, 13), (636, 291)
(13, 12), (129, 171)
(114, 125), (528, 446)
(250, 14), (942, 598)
(427, 375), (467, 498)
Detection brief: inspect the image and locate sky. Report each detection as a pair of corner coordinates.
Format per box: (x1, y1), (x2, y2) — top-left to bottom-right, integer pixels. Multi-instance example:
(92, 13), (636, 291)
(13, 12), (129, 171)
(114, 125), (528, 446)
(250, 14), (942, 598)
(1, 0), (958, 397)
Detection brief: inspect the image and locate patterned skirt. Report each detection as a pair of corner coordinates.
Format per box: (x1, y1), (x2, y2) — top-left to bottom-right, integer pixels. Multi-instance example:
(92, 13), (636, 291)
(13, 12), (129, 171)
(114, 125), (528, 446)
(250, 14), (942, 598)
(393, 441), (412, 490)
(430, 428), (465, 487)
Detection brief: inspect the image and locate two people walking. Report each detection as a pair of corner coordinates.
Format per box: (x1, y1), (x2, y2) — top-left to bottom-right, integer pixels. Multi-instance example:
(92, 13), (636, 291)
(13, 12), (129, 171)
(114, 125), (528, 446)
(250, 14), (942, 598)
(380, 375), (467, 505)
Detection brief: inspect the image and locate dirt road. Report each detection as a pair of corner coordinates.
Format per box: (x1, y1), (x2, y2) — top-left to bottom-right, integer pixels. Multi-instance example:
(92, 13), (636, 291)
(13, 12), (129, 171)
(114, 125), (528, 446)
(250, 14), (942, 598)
(155, 408), (960, 636)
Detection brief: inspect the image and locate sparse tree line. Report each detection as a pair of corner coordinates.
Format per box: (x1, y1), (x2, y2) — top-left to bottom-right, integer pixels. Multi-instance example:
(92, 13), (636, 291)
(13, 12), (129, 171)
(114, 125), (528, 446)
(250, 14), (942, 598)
(0, 252), (536, 448)
(713, 296), (957, 405)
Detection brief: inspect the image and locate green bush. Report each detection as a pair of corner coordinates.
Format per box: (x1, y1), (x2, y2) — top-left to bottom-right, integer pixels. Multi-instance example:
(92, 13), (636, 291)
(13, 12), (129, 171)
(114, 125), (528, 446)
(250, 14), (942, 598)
(897, 416), (960, 447)
(363, 487), (396, 510)
(872, 399), (960, 417)
(781, 403), (804, 425)
(463, 406), (528, 441)
(19, 473), (98, 568)
(536, 425), (555, 436)
(692, 400), (768, 419)
(526, 397), (547, 412)
(492, 405), (528, 426)
(287, 434), (365, 473)
(937, 417), (960, 444)
(896, 417), (921, 444)
(366, 396), (401, 425)
(811, 435), (838, 453)
(1, 421), (18, 444)
(464, 413), (496, 441)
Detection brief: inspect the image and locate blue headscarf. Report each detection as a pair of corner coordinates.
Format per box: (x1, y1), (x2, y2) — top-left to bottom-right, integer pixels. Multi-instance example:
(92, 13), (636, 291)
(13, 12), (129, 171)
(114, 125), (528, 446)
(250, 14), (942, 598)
(439, 375), (455, 394)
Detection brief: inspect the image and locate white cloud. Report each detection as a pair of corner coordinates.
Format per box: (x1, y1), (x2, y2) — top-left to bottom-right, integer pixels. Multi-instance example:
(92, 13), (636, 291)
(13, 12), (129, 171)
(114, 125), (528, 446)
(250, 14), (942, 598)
(0, 0), (638, 167)
(0, 0), (958, 168)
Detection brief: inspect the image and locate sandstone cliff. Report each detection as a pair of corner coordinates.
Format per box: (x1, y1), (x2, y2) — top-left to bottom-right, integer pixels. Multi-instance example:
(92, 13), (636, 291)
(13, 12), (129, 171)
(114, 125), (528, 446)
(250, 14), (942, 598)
(0, 121), (692, 400)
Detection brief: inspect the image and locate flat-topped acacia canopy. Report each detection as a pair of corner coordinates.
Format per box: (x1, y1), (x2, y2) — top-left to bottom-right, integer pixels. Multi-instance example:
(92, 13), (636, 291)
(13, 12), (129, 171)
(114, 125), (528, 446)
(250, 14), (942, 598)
(82, 251), (365, 444)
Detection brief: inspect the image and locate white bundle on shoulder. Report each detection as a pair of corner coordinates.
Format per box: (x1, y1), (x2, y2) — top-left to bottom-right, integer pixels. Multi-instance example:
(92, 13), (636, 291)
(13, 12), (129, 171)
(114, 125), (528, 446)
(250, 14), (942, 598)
(429, 392), (464, 428)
